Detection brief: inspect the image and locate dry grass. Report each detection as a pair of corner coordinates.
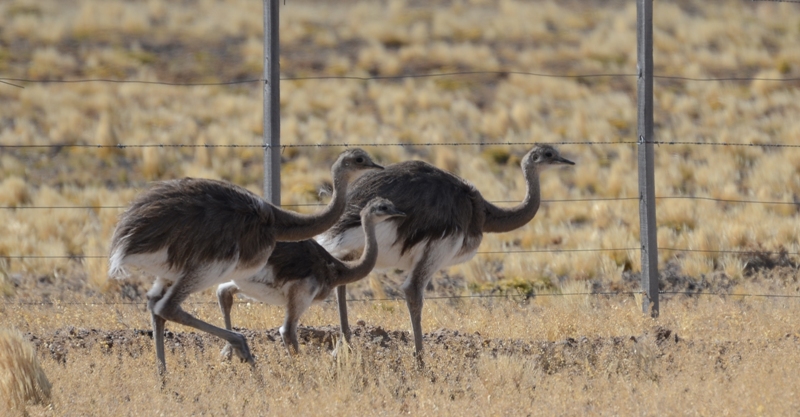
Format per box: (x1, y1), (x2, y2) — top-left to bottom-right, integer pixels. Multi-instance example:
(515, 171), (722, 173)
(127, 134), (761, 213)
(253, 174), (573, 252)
(2, 0), (800, 414)
(1, 2), (799, 292)
(4, 290), (800, 415)
(0, 328), (52, 414)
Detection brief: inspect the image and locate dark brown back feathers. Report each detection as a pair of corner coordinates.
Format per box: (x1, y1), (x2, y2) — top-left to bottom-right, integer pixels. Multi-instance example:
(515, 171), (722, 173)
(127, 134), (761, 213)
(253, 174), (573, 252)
(328, 161), (486, 254)
(110, 178), (276, 272)
(266, 240), (345, 286)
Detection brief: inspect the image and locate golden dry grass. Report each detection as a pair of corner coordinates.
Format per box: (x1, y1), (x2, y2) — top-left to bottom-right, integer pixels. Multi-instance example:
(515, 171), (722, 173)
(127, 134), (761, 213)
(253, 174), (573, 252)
(4, 291), (800, 415)
(2, 0), (800, 414)
(0, 328), (52, 414)
(2, 0), (799, 295)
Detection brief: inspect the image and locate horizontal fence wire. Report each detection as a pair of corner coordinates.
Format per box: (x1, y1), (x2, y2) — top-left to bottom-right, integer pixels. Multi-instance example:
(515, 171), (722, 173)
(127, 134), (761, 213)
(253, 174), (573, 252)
(2, 72), (800, 89)
(5, 247), (800, 260)
(0, 205), (127, 210)
(3, 140), (800, 150)
(0, 71), (634, 87)
(6, 195), (799, 211)
(652, 141), (800, 148)
(4, 290), (800, 308)
(655, 196), (799, 205)
(660, 248), (800, 256)
(0, 141), (634, 149)
(0, 248), (641, 260)
(0, 197), (639, 211)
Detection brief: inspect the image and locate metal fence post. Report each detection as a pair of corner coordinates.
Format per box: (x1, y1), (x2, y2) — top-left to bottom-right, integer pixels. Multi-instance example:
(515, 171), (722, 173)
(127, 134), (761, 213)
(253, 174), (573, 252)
(263, 0), (281, 205)
(637, 0), (659, 317)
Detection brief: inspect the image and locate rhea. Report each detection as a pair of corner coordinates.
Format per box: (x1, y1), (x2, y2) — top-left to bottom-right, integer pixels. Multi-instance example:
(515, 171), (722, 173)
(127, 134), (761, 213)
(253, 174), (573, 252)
(216, 197), (405, 355)
(317, 144), (574, 358)
(108, 148), (382, 374)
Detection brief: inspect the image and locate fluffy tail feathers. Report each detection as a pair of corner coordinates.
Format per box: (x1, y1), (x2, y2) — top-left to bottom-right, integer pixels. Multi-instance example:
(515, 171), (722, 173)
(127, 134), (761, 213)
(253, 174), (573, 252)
(107, 240), (129, 279)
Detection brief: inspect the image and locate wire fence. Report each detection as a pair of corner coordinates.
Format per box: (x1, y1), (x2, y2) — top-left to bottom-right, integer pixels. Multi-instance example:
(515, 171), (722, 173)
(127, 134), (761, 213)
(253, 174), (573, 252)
(3, 290), (800, 308)
(1, 0), (799, 307)
(0, 247), (644, 260)
(2, 191), (796, 261)
(4, 246), (799, 260)
(2, 195), (799, 210)
(3, 140), (800, 150)
(3, 71), (800, 88)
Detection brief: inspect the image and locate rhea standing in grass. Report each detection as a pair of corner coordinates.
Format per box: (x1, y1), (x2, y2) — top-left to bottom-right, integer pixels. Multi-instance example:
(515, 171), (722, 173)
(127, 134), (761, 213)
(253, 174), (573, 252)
(317, 144), (574, 360)
(216, 197), (405, 355)
(108, 148), (382, 374)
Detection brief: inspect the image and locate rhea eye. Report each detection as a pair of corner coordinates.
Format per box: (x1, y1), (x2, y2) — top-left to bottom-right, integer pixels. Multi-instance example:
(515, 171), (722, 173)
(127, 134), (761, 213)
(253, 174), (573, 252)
(544, 152), (554, 158)
(356, 157), (365, 163)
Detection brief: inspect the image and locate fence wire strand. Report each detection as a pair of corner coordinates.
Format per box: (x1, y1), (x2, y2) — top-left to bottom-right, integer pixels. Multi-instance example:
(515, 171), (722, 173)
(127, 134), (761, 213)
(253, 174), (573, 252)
(7, 195), (798, 211)
(3, 140), (800, 150)
(0, 197), (638, 211)
(0, 140), (635, 149)
(2, 71), (799, 89)
(661, 247), (800, 256)
(4, 246), (800, 260)
(4, 290), (800, 308)
(0, 247), (641, 260)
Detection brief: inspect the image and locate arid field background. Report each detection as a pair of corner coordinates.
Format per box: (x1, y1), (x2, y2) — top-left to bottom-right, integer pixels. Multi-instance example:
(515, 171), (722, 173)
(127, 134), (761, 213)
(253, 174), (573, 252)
(1, 0), (800, 415)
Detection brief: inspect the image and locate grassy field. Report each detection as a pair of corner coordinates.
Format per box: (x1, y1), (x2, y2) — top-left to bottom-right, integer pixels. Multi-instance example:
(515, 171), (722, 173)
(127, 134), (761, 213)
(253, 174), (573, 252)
(5, 293), (800, 415)
(2, 0), (800, 414)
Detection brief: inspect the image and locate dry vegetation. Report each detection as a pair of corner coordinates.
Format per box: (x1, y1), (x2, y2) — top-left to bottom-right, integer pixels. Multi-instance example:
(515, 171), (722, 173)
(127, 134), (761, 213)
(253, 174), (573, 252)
(1, 0), (800, 415)
(0, 328), (51, 414)
(5, 294), (800, 415)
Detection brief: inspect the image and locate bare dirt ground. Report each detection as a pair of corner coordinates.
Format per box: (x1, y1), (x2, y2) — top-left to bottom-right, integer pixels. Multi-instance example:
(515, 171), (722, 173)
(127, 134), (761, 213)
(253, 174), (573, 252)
(24, 322), (772, 381)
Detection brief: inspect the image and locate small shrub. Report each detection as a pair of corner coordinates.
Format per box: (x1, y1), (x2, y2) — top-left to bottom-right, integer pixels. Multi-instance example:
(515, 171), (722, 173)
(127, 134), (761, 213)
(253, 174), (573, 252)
(0, 328), (52, 413)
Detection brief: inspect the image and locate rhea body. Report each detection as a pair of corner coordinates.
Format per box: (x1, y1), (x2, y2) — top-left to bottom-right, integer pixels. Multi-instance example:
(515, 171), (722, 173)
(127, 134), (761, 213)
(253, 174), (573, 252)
(317, 145), (575, 357)
(216, 197), (405, 354)
(107, 148), (382, 374)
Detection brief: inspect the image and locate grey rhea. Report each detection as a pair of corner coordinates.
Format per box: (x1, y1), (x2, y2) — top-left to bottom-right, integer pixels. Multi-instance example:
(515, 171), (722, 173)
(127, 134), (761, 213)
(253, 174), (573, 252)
(316, 144), (575, 360)
(216, 197), (405, 355)
(107, 148), (382, 374)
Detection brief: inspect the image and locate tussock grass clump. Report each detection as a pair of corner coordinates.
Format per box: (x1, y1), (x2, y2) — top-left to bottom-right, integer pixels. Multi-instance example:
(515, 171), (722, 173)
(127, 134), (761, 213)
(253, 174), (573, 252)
(0, 261), (15, 297)
(0, 177), (30, 208)
(0, 328), (51, 413)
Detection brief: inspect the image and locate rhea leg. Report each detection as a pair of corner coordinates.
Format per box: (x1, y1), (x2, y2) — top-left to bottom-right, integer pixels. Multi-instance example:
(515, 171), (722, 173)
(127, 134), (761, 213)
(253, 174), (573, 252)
(217, 282), (240, 330)
(280, 283), (316, 354)
(146, 278), (169, 375)
(401, 277), (427, 358)
(336, 285), (351, 342)
(152, 274), (253, 365)
(401, 251), (435, 364)
(216, 282), (241, 360)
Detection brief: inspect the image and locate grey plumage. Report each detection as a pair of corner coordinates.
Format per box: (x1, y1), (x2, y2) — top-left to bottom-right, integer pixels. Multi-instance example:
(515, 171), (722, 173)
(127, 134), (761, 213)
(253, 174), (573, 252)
(217, 197), (405, 354)
(265, 240), (341, 285)
(110, 178), (276, 274)
(318, 144), (574, 361)
(327, 160), (485, 256)
(108, 148), (382, 375)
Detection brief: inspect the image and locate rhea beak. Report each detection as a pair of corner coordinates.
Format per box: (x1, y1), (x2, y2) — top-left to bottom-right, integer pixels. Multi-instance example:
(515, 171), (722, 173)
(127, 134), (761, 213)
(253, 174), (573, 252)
(370, 161), (385, 170)
(391, 209), (406, 218)
(556, 156), (575, 165)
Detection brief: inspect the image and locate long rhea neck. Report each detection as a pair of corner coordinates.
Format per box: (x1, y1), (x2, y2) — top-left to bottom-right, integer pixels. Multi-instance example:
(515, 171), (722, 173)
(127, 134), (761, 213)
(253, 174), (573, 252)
(333, 216), (379, 286)
(272, 175), (348, 241)
(481, 166), (541, 233)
